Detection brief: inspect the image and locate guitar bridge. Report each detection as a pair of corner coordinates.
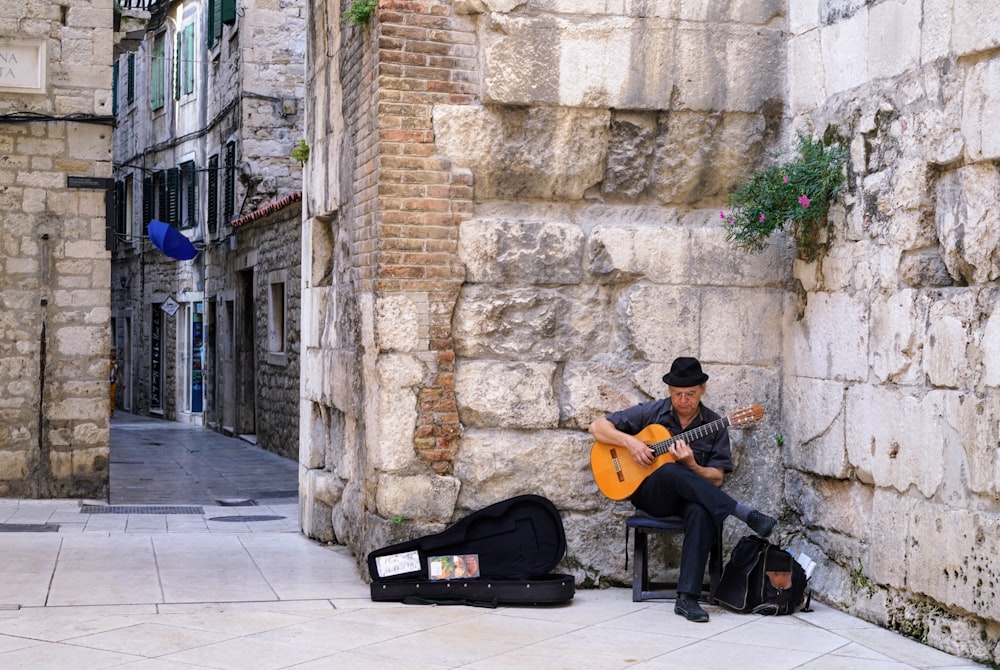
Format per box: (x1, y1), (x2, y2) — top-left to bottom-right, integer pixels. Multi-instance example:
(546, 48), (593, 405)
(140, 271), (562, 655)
(609, 448), (625, 483)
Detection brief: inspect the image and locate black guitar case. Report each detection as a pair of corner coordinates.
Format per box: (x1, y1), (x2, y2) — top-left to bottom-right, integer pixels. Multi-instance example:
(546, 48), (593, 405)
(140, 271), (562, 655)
(367, 494), (575, 607)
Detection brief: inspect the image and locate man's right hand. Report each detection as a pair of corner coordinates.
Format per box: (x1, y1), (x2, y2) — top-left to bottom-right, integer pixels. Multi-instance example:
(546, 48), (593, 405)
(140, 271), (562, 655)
(624, 436), (655, 467)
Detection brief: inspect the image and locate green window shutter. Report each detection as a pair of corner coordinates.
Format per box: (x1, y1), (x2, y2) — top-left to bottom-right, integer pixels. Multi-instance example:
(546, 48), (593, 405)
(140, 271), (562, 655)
(173, 32), (181, 101)
(221, 0), (237, 25)
(206, 0), (216, 48)
(183, 23), (195, 95)
(207, 154), (219, 235)
(151, 35), (165, 110)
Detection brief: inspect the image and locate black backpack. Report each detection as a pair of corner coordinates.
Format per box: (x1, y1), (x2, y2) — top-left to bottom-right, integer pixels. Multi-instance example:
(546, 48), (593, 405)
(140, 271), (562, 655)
(715, 535), (811, 615)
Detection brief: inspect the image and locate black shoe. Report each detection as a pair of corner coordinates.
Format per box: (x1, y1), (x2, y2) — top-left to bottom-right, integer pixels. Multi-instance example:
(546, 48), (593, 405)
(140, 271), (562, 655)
(748, 510), (777, 538)
(675, 594), (709, 622)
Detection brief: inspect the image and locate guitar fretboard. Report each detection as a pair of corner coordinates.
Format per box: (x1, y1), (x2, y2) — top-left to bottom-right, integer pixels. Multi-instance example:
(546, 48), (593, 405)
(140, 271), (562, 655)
(648, 417), (731, 456)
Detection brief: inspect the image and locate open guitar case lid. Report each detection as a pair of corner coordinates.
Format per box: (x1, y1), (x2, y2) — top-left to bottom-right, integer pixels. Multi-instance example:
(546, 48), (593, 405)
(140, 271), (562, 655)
(366, 494), (575, 607)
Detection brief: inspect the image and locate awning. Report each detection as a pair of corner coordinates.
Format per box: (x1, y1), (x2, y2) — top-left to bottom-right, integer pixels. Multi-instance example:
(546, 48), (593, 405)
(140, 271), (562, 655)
(147, 219), (198, 261)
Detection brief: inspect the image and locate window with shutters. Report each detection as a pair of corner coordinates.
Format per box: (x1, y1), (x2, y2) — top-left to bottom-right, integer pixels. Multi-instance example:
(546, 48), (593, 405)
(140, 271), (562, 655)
(223, 141), (236, 222)
(112, 60), (119, 116)
(166, 167), (180, 226)
(222, 0), (237, 26)
(207, 0), (221, 48)
(114, 180), (126, 247)
(175, 22), (195, 100)
(268, 278), (286, 355)
(151, 33), (165, 110)
(207, 154), (219, 235)
(152, 170), (166, 223)
(143, 175), (153, 226)
(127, 53), (135, 104)
(179, 161), (197, 230)
(125, 175), (135, 242)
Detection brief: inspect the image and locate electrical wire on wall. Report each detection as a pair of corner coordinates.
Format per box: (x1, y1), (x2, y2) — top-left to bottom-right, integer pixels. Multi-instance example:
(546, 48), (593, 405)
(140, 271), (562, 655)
(0, 111), (116, 126)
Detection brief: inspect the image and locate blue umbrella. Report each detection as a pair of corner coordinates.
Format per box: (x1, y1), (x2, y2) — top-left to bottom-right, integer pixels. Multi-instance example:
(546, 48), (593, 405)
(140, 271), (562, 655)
(147, 219), (198, 260)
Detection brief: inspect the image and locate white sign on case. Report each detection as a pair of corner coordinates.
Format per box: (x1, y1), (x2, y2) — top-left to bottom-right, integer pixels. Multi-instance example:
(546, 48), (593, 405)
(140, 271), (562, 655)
(375, 550), (421, 578)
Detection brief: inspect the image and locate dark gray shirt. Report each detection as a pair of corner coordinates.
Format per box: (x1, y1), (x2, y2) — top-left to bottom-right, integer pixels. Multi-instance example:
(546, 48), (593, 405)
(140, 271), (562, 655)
(605, 398), (734, 473)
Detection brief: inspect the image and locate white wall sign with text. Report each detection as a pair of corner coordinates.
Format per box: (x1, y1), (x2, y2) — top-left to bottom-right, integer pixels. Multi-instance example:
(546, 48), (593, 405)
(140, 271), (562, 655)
(0, 39), (47, 94)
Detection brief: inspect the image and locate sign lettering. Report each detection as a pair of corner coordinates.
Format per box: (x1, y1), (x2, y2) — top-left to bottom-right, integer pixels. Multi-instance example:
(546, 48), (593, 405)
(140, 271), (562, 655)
(0, 40), (46, 93)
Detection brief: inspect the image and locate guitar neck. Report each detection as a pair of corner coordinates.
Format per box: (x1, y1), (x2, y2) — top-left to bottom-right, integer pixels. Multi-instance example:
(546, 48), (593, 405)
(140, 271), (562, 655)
(648, 417), (731, 456)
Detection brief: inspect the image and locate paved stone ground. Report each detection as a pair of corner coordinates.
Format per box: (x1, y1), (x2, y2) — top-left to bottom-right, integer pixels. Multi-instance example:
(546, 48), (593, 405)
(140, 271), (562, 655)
(109, 412), (298, 505)
(0, 413), (987, 669)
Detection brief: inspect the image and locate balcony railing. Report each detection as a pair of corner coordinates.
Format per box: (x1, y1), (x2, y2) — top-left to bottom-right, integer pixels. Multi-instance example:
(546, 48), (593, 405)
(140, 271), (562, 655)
(116, 0), (170, 34)
(117, 0), (164, 9)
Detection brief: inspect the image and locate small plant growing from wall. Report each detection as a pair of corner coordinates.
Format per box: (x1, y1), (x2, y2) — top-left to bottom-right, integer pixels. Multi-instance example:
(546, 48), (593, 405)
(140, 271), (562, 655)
(722, 132), (848, 260)
(291, 139), (309, 164)
(342, 0), (378, 27)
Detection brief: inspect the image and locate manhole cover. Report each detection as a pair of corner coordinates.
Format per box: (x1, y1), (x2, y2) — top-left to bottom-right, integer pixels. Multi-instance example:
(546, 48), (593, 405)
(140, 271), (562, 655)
(208, 515), (286, 522)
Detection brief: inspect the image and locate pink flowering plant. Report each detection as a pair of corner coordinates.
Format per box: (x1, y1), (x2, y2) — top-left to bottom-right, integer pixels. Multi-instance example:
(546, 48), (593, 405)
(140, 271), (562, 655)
(722, 133), (848, 258)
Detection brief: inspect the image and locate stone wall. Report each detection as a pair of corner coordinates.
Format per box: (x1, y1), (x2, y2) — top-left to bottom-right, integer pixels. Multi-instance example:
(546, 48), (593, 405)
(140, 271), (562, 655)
(301, 0), (789, 575)
(301, 0), (1000, 663)
(225, 197), (303, 460)
(437, 0), (790, 586)
(782, 0), (1000, 662)
(0, 0), (114, 498)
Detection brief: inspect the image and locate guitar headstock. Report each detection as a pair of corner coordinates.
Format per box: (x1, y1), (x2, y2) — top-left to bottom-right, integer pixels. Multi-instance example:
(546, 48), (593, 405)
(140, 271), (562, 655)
(729, 404), (765, 426)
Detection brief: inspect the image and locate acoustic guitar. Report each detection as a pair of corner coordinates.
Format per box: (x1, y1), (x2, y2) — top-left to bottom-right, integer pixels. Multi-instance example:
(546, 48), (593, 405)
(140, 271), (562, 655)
(590, 405), (765, 500)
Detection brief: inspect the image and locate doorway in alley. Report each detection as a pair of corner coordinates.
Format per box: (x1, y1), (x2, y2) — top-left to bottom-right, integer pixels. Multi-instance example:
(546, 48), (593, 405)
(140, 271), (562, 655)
(236, 268), (257, 441)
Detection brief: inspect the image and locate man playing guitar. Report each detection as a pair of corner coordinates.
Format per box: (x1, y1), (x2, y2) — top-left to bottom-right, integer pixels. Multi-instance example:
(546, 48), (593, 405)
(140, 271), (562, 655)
(588, 357), (777, 622)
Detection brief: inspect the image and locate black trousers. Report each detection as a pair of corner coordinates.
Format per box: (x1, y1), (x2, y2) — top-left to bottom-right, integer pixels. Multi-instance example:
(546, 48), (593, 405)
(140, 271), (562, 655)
(629, 463), (737, 596)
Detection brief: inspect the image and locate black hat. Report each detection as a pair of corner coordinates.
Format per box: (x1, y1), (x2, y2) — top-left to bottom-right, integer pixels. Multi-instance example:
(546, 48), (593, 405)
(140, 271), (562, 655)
(662, 357), (708, 387)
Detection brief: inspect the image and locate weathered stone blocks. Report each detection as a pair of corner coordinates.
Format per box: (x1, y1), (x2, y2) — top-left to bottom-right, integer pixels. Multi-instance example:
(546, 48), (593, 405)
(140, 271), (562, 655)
(783, 376), (849, 478)
(454, 284), (613, 360)
(454, 360), (559, 428)
(454, 428), (594, 512)
(375, 473), (460, 523)
(846, 385), (946, 497)
(701, 288), (785, 365)
(908, 502), (1000, 622)
(480, 12), (783, 113)
(587, 222), (689, 284)
(459, 218), (584, 284)
(433, 105), (609, 200)
(934, 164), (1000, 284)
(789, 291), (869, 381)
(366, 353), (425, 471)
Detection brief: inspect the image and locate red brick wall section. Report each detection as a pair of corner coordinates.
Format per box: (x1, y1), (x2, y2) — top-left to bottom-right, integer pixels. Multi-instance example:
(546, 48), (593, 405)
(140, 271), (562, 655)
(375, 1), (477, 474)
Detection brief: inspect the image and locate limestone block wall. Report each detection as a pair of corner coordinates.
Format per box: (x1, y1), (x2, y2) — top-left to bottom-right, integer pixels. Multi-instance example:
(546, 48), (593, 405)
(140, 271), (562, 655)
(783, 0), (1000, 662)
(302, 1), (998, 662)
(300, 0), (792, 582)
(0, 0), (114, 498)
(439, 0), (791, 584)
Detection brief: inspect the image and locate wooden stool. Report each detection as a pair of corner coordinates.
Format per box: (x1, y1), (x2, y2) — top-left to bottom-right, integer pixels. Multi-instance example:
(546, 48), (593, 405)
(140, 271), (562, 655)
(626, 513), (723, 603)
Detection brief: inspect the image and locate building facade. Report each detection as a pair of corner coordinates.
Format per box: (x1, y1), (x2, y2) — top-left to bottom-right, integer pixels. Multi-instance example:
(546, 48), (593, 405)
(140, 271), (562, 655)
(110, 0), (304, 458)
(0, 0), (115, 498)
